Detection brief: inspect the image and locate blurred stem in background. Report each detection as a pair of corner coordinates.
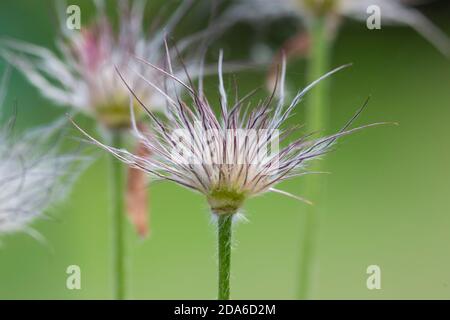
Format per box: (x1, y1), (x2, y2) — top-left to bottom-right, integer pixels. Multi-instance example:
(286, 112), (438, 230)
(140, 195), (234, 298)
(109, 131), (128, 300)
(299, 16), (332, 300)
(218, 215), (232, 300)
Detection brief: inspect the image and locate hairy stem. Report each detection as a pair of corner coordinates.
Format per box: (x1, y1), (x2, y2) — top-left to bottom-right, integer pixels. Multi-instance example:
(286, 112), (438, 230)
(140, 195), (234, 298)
(218, 214), (233, 300)
(299, 16), (331, 300)
(109, 131), (128, 300)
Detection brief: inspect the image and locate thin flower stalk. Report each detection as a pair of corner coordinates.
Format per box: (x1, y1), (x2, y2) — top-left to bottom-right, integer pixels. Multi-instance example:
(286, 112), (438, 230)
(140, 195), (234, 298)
(109, 131), (127, 300)
(298, 13), (333, 299)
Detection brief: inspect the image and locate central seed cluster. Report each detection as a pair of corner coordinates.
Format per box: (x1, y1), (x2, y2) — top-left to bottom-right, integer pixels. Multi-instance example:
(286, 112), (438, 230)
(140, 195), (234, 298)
(302, 0), (338, 16)
(208, 188), (247, 216)
(95, 100), (144, 129)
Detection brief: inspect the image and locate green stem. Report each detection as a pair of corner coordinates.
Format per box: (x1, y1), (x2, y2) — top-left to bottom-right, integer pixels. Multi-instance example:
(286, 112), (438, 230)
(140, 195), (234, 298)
(218, 214), (233, 300)
(109, 131), (128, 300)
(298, 17), (331, 300)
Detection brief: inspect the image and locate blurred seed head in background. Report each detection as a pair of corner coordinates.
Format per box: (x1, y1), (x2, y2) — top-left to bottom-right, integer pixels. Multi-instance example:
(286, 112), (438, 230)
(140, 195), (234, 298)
(0, 0), (213, 129)
(0, 71), (88, 238)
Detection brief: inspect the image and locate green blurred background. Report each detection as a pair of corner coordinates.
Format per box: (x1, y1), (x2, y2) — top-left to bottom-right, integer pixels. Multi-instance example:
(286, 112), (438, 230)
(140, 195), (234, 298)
(0, 0), (449, 299)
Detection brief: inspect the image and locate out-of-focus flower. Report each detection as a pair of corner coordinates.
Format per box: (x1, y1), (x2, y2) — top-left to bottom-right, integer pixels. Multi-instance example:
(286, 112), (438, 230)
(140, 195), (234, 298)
(1, 0), (205, 129)
(219, 0), (450, 56)
(0, 0), (217, 237)
(73, 53), (387, 216)
(0, 74), (87, 236)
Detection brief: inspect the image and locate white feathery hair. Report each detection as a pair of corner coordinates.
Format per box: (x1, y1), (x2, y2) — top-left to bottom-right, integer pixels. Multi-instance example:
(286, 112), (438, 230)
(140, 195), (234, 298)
(73, 50), (388, 214)
(0, 71), (88, 236)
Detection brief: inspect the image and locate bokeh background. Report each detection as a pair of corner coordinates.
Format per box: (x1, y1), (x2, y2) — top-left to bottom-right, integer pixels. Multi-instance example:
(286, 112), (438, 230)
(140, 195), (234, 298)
(0, 0), (449, 299)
